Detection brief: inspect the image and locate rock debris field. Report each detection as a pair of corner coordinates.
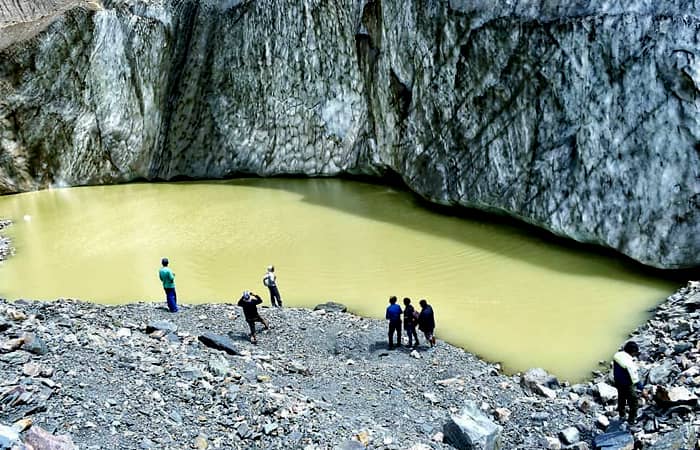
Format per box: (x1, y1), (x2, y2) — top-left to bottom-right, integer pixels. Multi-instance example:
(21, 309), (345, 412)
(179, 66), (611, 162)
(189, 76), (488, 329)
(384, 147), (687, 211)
(0, 219), (698, 450)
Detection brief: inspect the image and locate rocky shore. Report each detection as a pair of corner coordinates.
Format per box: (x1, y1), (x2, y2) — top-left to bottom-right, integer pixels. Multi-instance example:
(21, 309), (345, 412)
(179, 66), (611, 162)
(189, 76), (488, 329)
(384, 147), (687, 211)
(0, 222), (698, 449)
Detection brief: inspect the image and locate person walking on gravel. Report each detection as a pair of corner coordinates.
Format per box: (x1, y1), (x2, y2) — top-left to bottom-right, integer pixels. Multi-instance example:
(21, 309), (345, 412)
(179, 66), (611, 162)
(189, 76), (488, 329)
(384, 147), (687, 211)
(158, 257), (178, 313)
(613, 341), (643, 426)
(403, 297), (419, 348)
(262, 265), (283, 307)
(237, 291), (269, 344)
(417, 299), (436, 347)
(385, 296), (402, 349)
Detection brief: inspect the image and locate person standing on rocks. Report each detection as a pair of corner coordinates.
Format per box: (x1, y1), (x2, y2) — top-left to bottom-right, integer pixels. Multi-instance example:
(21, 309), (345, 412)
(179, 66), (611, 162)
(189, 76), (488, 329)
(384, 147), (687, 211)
(237, 290), (269, 344)
(385, 296), (402, 349)
(403, 297), (419, 348)
(417, 299), (436, 347)
(262, 265), (283, 308)
(158, 257), (178, 313)
(613, 340), (643, 425)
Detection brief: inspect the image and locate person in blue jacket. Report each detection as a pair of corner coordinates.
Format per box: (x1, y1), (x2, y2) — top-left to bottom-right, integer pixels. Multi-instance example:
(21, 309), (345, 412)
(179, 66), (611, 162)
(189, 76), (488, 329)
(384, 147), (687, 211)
(385, 296), (402, 349)
(613, 341), (643, 425)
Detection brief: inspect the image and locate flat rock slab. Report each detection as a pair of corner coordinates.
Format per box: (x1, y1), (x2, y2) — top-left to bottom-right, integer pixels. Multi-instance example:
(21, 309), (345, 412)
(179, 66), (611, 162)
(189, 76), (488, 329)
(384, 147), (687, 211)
(146, 320), (177, 334)
(592, 431), (634, 450)
(198, 332), (242, 356)
(313, 302), (347, 313)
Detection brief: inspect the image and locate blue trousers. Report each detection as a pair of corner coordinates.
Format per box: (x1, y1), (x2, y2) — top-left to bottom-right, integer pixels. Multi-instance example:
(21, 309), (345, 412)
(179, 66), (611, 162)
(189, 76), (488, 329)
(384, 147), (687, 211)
(164, 288), (178, 312)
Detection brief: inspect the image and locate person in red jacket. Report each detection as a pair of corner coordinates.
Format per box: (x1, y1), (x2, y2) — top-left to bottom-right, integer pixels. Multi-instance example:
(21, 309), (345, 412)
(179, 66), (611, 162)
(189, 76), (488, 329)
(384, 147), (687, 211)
(237, 291), (269, 344)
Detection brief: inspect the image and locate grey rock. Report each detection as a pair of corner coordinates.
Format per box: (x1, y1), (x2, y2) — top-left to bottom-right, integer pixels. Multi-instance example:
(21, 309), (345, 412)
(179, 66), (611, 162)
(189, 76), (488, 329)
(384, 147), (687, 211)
(443, 401), (502, 450)
(559, 426), (580, 445)
(340, 441), (367, 450)
(592, 431), (634, 450)
(1, 1), (699, 269)
(672, 342), (692, 354)
(521, 368), (559, 393)
(313, 302), (348, 313)
(207, 354), (229, 377)
(262, 422), (278, 435)
(145, 321), (177, 335)
(647, 423), (697, 450)
(198, 332), (242, 356)
(594, 383), (618, 403)
(22, 333), (48, 355)
(647, 361), (673, 385)
(0, 318), (10, 332)
(0, 424), (19, 448)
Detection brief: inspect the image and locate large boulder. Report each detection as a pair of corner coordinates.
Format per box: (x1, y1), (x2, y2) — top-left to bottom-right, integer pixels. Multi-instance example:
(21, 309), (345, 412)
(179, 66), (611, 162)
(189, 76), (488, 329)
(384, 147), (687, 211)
(443, 401), (502, 450)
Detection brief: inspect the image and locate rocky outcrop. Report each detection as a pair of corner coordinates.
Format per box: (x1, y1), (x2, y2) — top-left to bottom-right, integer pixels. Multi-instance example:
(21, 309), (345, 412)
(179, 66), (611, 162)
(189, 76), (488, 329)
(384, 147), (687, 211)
(0, 0), (698, 269)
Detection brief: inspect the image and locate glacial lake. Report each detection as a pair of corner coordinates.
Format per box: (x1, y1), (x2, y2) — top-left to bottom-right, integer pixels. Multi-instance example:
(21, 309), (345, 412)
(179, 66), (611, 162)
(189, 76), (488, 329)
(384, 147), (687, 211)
(0, 178), (677, 380)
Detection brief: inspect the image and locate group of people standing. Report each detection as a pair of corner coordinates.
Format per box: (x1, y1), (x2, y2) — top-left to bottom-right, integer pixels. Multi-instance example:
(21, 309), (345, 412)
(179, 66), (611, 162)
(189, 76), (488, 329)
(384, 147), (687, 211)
(386, 296), (436, 349)
(159, 259), (439, 349)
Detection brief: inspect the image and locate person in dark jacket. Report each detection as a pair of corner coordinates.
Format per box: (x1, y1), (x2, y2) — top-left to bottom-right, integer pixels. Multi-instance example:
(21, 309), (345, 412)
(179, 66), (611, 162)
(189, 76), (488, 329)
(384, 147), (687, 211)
(403, 297), (419, 348)
(237, 291), (269, 343)
(417, 299), (436, 347)
(613, 341), (643, 425)
(385, 296), (402, 349)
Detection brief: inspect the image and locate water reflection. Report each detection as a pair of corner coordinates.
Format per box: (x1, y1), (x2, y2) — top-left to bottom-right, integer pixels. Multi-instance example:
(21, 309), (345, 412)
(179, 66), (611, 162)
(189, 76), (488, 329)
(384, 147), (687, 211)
(0, 179), (677, 380)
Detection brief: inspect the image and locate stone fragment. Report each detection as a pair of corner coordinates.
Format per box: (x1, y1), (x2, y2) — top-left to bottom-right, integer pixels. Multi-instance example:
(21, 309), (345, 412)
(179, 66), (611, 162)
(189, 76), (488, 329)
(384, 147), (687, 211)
(6, 309), (26, 321)
(521, 368), (559, 392)
(646, 423), (697, 450)
(146, 320), (177, 334)
(594, 383), (618, 403)
(443, 401), (502, 450)
(0, 424), (19, 448)
(22, 362), (42, 377)
(22, 333), (48, 355)
(592, 431), (634, 450)
(433, 432), (444, 442)
(207, 354), (229, 377)
(198, 332), (242, 355)
(493, 408), (511, 423)
(116, 327), (131, 338)
(654, 386), (698, 406)
(1, 337), (24, 352)
(423, 392), (440, 403)
(410, 350), (421, 359)
(193, 435), (208, 450)
(313, 302), (347, 313)
(263, 422), (278, 435)
(647, 362), (673, 385)
(544, 436), (561, 450)
(559, 426), (580, 445)
(355, 431), (370, 446)
(0, 318), (11, 332)
(596, 414), (610, 430)
(340, 440), (365, 450)
(24, 425), (77, 450)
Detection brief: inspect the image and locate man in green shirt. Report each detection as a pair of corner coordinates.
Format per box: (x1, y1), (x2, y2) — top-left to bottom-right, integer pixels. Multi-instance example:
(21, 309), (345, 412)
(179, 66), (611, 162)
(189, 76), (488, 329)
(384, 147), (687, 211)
(158, 257), (178, 312)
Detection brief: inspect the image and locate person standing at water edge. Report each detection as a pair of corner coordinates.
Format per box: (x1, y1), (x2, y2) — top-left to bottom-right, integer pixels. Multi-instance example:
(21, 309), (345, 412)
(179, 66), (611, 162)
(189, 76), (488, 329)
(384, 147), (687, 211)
(385, 296), (402, 349)
(158, 258), (178, 313)
(238, 291), (269, 344)
(262, 265), (283, 307)
(403, 297), (419, 348)
(613, 341), (643, 425)
(417, 299), (436, 347)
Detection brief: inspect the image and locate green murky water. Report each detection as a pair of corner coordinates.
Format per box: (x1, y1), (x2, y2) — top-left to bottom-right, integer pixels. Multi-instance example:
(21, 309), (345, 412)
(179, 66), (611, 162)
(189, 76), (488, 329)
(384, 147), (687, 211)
(0, 179), (676, 380)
